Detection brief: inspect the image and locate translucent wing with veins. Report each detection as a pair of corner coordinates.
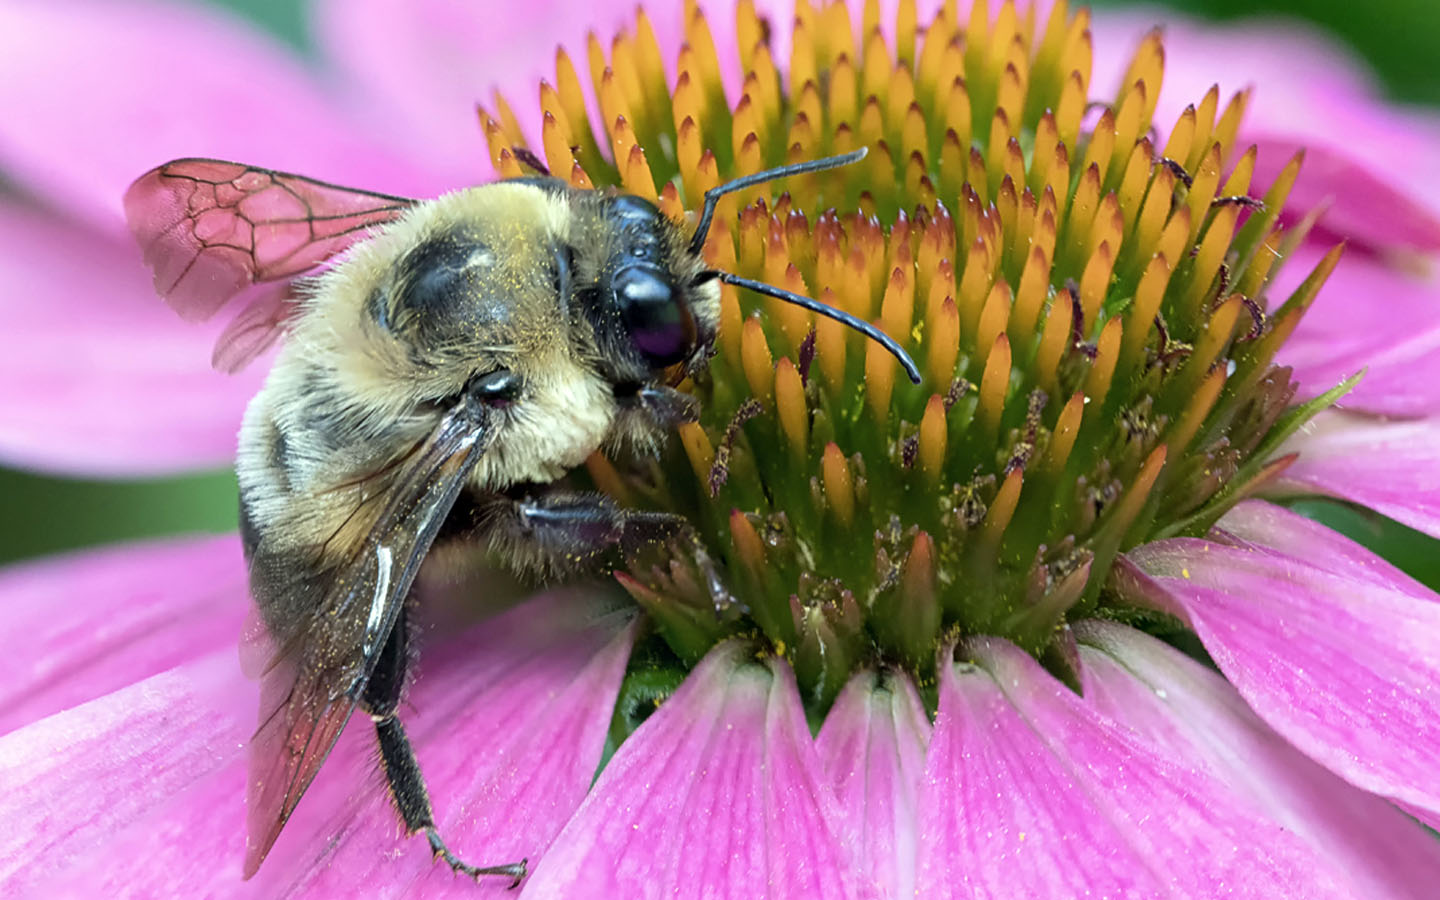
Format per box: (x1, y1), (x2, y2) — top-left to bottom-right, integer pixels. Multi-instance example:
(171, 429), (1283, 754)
(123, 159), (415, 370)
(243, 403), (494, 877)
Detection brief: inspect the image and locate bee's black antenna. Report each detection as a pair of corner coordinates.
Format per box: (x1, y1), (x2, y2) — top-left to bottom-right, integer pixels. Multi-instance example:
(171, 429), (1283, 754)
(688, 147), (869, 256)
(714, 271), (922, 384)
(688, 147), (919, 385)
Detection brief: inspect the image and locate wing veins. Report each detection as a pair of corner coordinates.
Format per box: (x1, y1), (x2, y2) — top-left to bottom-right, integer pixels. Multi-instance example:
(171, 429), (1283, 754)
(154, 160), (413, 205)
(126, 158), (419, 366)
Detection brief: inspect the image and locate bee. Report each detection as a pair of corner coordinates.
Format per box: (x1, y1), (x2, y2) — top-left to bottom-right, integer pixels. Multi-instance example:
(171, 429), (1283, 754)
(124, 148), (920, 884)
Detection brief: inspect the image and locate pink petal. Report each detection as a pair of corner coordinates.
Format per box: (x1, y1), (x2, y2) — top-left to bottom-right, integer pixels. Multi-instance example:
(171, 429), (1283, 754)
(816, 669), (931, 900)
(314, 0), (778, 182)
(1401, 802), (1440, 833)
(0, 535), (246, 737)
(1272, 410), (1440, 539)
(1273, 245), (1440, 417)
(0, 651), (253, 898)
(1218, 499), (1436, 599)
(1249, 137), (1440, 253)
(1121, 526), (1440, 821)
(0, 0), (445, 235)
(1076, 620), (1440, 899)
(1091, 12), (1440, 250)
(524, 641), (876, 899)
(0, 204), (260, 475)
(13, 590), (636, 898)
(917, 637), (1349, 898)
(313, 0), (681, 182)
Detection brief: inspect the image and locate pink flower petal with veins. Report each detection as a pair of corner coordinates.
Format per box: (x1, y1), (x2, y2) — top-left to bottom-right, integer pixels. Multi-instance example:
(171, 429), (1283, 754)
(9, 590), (636, 898)
(1120, 520), (1440, 821)
(1271, 246), (1440, 417)
(0, 535), (246, 737)
(1272, 410), (1440, 539)
(917, 637), (1347, 898)
(0, 204), (261, 475)
(1218, 499), (1437, 598)
(0, 0), (445, 235)
(1076, 619), (1440, 899)
(816, 670), (930, 899)
(524, 641), (877, 899)
(0, 651), (253, 898)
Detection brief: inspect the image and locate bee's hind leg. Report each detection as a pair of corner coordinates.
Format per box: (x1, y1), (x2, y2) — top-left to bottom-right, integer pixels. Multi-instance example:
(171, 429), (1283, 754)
(363, 611), (527, 887)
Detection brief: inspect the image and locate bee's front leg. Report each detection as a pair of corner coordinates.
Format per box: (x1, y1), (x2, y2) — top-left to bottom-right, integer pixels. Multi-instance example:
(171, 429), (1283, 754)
(622, 385), (699, 429)
(515, 491), (686, 556)
(510, 493), (735, 613)
(470, 490), (688, 574)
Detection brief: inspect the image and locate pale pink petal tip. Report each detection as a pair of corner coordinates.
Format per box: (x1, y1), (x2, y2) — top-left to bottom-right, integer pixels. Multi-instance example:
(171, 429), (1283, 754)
(1077, 619), (1440, 898)
(816, 669), (931, 900)
(1273, 411), (1440, 540)
(1121, 502), (1440, 822)
(916, 636), (1349, 898)
(524, 641), (877, 899)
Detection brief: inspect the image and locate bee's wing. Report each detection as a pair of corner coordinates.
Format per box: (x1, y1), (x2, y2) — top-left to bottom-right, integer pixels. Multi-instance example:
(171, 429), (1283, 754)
(243, 402), (493, 878)
(123, 159), (415, 370)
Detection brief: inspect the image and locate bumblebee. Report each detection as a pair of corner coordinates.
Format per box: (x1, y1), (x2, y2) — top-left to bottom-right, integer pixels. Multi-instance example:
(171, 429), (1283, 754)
(125, 148), (919, 883)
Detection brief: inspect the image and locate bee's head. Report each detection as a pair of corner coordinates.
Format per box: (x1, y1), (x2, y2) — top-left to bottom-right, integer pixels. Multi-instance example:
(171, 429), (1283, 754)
(568, 149), (920, 391)
(599, 150), (922, 391)
(574, 192), (719, 384)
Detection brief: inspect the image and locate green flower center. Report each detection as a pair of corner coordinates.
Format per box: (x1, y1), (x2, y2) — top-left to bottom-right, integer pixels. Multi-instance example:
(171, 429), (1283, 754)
(480, 0), (1342, 728)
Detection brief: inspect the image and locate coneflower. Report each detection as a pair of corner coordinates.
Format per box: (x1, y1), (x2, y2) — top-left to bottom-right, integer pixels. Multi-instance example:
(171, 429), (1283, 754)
(2, 1), (1438, 897)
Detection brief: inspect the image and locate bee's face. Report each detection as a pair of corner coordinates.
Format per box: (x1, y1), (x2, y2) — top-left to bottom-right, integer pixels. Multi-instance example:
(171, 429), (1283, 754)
(564, 191), (720, 389)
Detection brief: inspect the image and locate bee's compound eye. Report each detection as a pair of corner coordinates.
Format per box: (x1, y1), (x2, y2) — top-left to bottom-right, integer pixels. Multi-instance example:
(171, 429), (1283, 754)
(614, 265), (695, 368)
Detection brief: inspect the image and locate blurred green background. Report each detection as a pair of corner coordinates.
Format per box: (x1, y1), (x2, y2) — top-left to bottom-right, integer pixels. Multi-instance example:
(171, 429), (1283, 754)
(3, 0), (1439, 587)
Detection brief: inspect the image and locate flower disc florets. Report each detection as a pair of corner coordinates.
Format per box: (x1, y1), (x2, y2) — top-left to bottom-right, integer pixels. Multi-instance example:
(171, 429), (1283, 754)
(479, 0), (1341, 724)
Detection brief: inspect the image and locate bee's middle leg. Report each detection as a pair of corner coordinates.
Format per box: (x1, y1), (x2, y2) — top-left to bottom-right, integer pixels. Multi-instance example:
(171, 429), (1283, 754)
(362, 610), (527, 885)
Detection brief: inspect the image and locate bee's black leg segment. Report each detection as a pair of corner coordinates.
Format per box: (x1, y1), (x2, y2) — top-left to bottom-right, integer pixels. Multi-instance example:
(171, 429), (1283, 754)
(512, 492), (690, 558)
(364, 620), (527, 886)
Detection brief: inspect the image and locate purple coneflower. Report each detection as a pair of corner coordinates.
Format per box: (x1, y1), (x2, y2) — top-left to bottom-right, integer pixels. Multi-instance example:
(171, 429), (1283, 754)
(2, 1), (1440, 897)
